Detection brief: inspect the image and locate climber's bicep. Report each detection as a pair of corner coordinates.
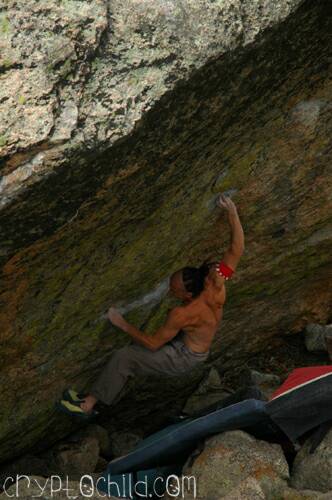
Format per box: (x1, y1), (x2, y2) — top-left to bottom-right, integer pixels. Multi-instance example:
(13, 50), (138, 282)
(221, 249), (240, 272)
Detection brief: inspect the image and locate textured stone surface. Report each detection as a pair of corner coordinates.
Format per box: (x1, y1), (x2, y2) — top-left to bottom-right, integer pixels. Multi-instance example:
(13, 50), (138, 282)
(305, 323), (332, 352)
(244, 369), (281, 399)
(222, 481), (332, 500)
(0, 0), (331, 465)
(0, 427), (109, 491)
(182, 367), (230, 415)
(39, 434), (100, 478)
(69, 424), (110, 457)
(291, 428), (332, 493)
(280, 488), (332, 499)
(180, 430), (289, 499)
(0, 0), (304, 188)
(109, 430), (143, 458)
(0, 455), (52, 492)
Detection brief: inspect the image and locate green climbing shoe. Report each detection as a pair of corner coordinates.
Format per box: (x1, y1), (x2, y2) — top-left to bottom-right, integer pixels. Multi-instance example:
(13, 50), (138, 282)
(62, 388), (86, 404)
(55, 399), (99, 420)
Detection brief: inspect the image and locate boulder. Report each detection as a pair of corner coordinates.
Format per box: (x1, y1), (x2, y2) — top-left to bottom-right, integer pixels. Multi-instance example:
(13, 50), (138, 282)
(279, 487), (332, 499)
(40, 434), (100, 478)
(0, 455), (51, 492)
(179, 430), (289, 499)
(69, 424), (111, 457)
(109, 430), (143, 458)
(222, 481), (332, 499)
(222, 482), (332, 499)
(304, 323), (332, 353)
(326, 334), (332, 362)
(223, 477), (266, 499)
(242, 369), (281, 399)
(291, 428), (332, 493)
(94, 456), (109, 474)
(182, 367), (231, 415)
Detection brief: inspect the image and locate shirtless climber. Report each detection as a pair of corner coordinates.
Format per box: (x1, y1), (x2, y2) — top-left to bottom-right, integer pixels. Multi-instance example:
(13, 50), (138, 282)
(57, 195), (245, 419)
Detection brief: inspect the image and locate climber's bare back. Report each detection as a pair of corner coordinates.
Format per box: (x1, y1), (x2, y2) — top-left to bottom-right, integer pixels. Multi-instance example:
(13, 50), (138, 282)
(176, 271), (227, 353)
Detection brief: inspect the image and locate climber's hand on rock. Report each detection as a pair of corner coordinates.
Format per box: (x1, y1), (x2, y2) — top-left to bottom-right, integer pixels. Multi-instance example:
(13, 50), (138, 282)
(217, 194), (237, 215)
(108, 307), (126, 329)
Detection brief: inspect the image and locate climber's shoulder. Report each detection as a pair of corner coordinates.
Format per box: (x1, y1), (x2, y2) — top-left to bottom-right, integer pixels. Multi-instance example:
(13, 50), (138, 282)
(166, 305), (192, 327)
(166, 306), (186, 324)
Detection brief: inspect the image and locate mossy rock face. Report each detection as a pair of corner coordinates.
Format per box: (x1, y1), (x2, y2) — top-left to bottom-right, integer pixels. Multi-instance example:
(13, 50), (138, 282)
(0, 0), (332, 464)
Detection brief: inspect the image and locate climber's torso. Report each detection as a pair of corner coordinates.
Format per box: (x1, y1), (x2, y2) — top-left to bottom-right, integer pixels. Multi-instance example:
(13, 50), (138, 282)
(177, 276), (226, 354)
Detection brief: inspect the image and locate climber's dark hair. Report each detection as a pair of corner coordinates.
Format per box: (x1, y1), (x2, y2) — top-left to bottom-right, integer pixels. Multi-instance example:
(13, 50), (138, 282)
(182, 262), (212, 298)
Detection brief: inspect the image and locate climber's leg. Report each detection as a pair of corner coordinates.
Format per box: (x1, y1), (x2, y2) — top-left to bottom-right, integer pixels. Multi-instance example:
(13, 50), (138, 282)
(59, 345), (137, 416)
(88, 344), (140, 406)
(60, 343), (155, 416)
(88, 336), (209, 407)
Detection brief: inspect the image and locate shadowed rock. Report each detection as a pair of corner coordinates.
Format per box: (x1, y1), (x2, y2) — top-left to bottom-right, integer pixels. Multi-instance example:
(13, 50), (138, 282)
(305, 323), (332, 353)
(291, 428), (332, 493)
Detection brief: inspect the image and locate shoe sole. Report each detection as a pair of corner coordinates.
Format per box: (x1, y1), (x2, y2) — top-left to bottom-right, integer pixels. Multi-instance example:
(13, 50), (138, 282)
(55, 401), (98, 420)
(62, 388), (85, 405)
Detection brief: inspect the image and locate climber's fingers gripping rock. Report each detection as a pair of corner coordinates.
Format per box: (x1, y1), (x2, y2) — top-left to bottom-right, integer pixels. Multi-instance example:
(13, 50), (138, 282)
(217, 194), (238, 216)
(107, 307), (126, 329)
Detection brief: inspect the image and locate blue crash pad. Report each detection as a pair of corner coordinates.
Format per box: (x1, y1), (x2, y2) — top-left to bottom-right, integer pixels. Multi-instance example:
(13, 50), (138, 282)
(106, 399), (268, 475)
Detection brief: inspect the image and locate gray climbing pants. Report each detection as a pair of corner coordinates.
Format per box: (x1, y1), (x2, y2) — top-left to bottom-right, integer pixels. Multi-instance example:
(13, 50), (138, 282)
(89, 332), (210, 406)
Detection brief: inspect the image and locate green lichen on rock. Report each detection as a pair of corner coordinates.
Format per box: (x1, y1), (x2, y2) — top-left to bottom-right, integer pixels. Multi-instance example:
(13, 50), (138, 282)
(0, 135), (7, 147)
(1, 58), (12, 68)
(0, 14), (10, 34)
(17, 95), (26, 105)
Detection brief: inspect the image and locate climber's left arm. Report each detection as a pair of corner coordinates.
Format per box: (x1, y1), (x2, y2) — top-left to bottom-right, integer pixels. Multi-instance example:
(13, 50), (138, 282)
(107, 307), (183, 352)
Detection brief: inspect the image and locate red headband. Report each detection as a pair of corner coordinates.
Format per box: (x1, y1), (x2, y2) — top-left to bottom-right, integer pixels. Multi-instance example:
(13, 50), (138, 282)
(215, 261), (234, 280)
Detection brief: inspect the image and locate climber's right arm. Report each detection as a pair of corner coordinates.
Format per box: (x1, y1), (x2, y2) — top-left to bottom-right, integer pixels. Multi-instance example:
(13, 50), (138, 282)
(107, 307), (183, 352)
(217, 195), (244, 272)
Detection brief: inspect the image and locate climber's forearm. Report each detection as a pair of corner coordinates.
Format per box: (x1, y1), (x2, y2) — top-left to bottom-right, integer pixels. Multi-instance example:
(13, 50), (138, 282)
(107, 308), (181, 352)
(118, 321), (156, 351)
(227, 210), (245, 255)
(107, 307), (157, 350)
